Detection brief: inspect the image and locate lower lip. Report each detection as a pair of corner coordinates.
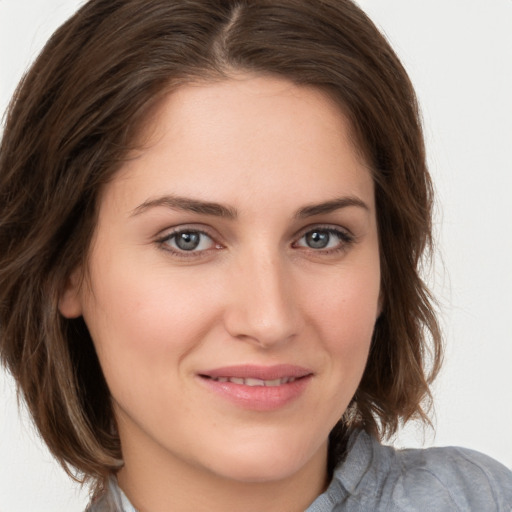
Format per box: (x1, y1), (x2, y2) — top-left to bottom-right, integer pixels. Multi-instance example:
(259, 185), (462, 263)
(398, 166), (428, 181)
(198, 375), (312, 411)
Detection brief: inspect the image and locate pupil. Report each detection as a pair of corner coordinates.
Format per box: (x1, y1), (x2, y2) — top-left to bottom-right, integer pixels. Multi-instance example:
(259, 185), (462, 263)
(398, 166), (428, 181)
(306, 231), (329, 249)
(176, 232), (200, 251)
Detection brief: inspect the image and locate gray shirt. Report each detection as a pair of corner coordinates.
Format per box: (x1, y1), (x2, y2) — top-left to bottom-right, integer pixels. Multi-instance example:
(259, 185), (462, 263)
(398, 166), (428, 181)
(86, 429), (512, 511)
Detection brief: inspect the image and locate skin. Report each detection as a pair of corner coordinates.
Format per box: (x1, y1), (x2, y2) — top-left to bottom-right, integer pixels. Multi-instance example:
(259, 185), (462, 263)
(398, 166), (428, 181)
(60, 75), (381, 512)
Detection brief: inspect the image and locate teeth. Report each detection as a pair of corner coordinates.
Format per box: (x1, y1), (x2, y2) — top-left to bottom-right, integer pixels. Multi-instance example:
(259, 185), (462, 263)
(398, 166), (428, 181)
(210, 376), (298, 386)
(245, 378), (265, 387)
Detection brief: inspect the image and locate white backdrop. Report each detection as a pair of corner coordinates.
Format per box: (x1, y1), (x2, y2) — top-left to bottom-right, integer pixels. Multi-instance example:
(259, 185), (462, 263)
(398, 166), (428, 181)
(1, 1), (511, 510)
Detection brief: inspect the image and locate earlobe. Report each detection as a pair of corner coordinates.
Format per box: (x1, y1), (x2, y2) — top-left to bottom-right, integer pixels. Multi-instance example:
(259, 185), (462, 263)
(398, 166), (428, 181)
(58, 269), (83, 318)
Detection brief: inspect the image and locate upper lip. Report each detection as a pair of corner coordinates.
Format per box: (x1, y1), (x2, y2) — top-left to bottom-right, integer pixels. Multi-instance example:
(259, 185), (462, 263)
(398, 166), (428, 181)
(199, 364), (313, 380)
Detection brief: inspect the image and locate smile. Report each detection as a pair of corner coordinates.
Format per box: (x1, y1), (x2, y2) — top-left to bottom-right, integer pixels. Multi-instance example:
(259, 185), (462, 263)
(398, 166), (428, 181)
(197, 365), (313, 411)
(205, 376), (299, 386)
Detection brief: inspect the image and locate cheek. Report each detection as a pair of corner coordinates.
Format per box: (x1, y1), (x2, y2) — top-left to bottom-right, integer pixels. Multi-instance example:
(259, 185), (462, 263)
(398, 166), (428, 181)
(291, 267), (379, 436)
(309, 263), (380, 336)
(81, 259), (222, 374)
(304, 263), (380, 379)
(80, 273), (207, 424)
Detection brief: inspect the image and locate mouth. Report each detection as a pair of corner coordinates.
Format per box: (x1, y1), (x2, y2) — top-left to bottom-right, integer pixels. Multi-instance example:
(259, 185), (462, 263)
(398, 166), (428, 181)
(197, 365), (313, 411)
(198, 363), (313, 384)
(201, 375), (302, 386)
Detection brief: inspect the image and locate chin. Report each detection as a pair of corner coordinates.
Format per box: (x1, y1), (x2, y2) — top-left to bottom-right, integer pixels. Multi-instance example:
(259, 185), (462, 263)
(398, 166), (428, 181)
(201, 435), (327, 484)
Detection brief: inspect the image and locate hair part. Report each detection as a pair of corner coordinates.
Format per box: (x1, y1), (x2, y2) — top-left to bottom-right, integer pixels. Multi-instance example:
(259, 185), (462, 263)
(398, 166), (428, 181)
(0, 0), (442, 487)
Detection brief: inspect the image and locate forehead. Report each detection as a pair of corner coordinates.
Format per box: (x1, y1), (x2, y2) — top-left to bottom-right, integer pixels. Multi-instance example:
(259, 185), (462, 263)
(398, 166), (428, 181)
(138, 75), (360, 159)
(105, 74), (374, 216)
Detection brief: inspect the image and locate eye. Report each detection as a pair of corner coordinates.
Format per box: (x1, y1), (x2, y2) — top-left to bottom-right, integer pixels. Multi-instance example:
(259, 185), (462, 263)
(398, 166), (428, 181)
(159, 229), (216, 253)
(294, 227), (353, 251)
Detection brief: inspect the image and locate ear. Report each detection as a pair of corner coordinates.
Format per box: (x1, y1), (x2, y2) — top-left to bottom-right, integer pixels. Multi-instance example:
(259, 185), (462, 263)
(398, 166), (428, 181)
(58, 268), (83, 318)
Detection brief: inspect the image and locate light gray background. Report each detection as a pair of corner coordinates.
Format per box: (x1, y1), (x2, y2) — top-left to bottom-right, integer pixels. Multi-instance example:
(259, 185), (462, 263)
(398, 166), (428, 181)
(1, 1), (511, 510)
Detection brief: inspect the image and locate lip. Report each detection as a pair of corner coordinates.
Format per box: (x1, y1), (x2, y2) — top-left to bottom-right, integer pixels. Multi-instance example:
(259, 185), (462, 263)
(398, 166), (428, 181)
(197, 364), (313, 411)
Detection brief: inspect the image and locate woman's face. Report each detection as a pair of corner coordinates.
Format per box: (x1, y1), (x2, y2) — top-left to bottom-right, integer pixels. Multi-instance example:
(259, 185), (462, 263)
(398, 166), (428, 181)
(60, 75), (380, 486)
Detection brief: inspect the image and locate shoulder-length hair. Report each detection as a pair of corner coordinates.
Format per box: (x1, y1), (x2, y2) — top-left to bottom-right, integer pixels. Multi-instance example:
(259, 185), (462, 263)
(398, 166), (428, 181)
(0, 0), (442, 487)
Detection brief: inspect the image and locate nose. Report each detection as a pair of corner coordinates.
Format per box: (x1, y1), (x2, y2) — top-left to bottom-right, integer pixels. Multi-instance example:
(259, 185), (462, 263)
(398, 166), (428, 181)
(223, 250), (301, 348)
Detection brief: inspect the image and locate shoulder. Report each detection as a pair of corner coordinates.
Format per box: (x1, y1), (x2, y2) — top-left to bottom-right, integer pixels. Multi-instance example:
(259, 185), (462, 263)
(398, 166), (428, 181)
(390, 442), (512, 510)
(314, 430), (512, 511)
(85, 478), (137, 512)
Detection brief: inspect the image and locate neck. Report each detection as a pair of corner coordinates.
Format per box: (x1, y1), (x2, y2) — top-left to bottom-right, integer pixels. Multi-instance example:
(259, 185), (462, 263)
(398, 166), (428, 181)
(116, 438), (329, 512)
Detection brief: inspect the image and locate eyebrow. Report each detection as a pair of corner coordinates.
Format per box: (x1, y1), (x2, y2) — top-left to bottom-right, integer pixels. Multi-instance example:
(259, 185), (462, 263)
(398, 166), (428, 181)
(130, 195), (238, 219)
(130, 194), (369, 219)
(295, 196), (369, 218)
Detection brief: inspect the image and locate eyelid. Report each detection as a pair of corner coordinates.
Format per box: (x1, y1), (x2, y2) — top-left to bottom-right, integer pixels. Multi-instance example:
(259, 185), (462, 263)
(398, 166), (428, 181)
(155, 225), (223, 257)
(153, 222), (355, 259)
(293, 223), (354, 241)
(292, 224), (355, 252)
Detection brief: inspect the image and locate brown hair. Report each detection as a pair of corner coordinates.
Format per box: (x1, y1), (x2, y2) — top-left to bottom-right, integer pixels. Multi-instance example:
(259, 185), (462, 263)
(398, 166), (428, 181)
(0, 0), (442, 487)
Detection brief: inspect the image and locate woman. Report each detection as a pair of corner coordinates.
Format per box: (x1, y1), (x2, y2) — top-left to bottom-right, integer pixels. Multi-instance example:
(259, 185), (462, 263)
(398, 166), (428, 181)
(0, 0), (511, 510)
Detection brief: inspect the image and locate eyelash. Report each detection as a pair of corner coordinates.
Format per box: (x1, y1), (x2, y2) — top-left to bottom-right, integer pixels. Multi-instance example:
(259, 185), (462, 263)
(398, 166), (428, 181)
(156, 228), (219, 258)
(156, 225), (355, 258)
(293, 226), (355, 255)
